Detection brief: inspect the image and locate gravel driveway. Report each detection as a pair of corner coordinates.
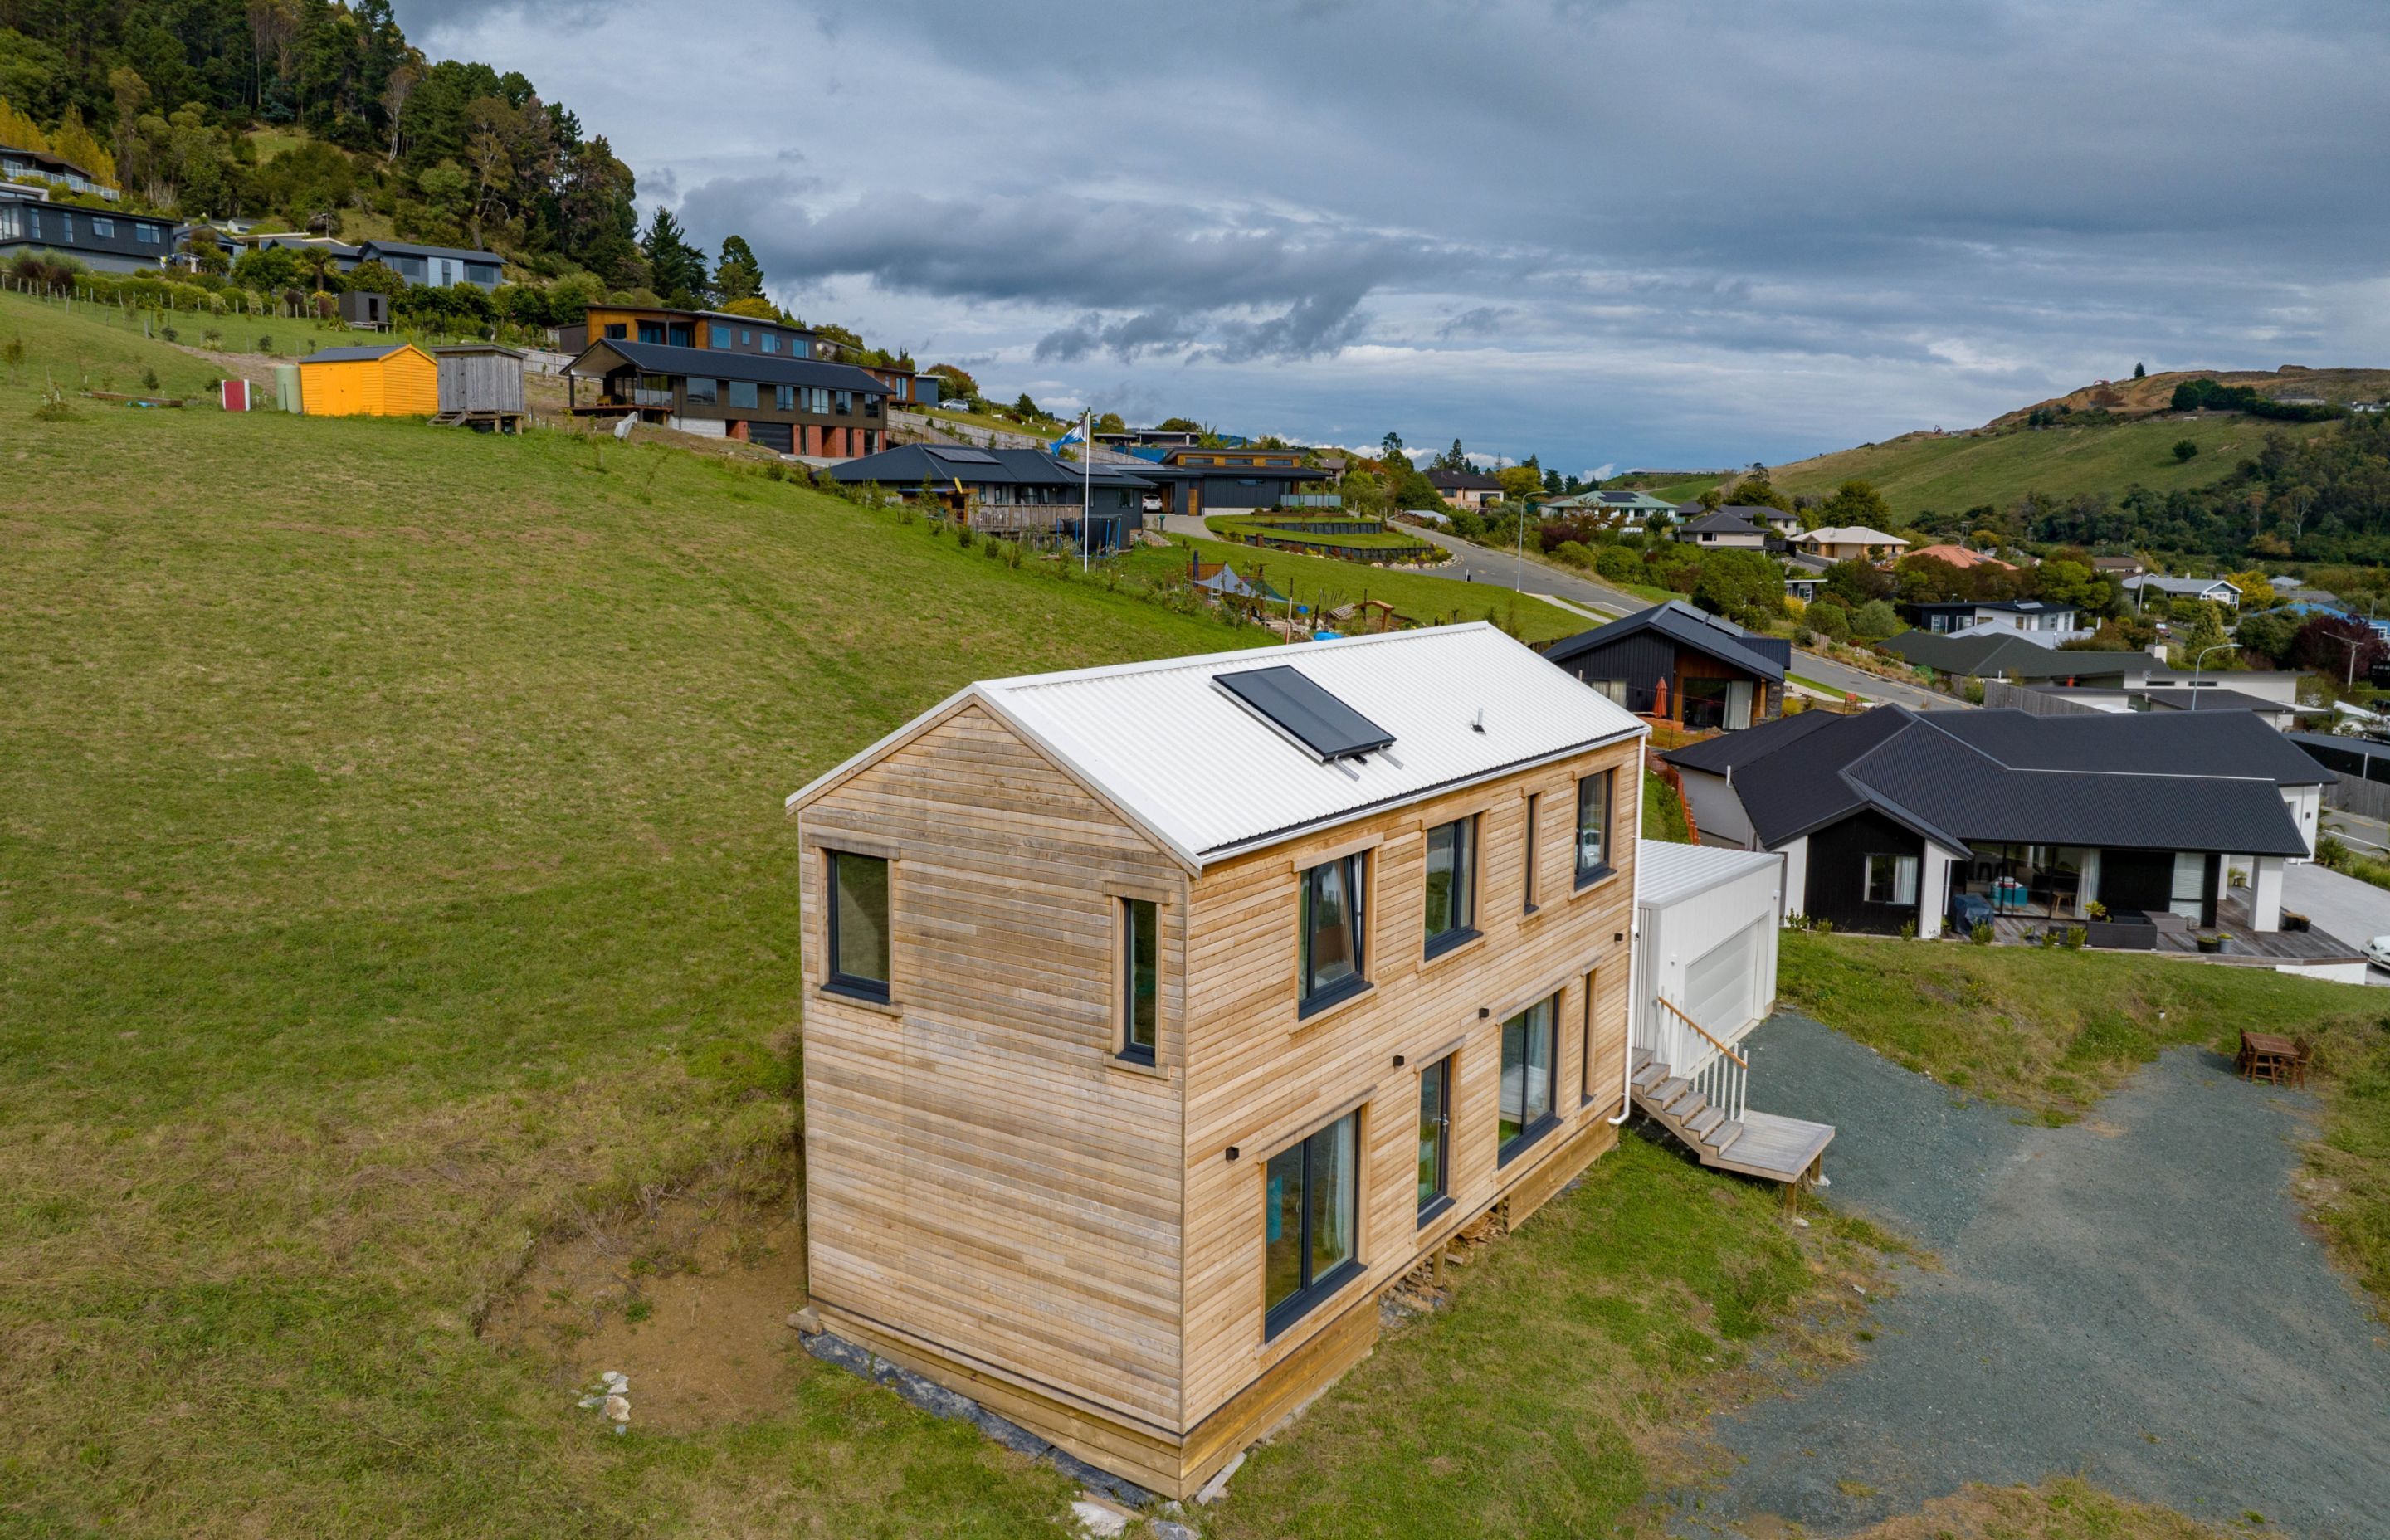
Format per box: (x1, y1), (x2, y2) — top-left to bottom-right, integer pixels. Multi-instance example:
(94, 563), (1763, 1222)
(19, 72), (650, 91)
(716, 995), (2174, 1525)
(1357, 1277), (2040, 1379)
(1683, 1013), (2389, 1538)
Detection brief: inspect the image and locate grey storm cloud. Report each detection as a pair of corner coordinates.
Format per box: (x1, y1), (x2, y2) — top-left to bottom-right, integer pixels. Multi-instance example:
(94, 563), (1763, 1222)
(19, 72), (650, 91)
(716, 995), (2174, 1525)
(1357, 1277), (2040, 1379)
(674, 176), (1474, 363)
(397, 0), (2390, 465)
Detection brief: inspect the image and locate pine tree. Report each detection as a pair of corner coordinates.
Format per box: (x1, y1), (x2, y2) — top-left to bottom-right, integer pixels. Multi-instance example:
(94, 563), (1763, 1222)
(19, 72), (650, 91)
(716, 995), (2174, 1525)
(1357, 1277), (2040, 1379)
(641, 207), (708, 305)
(2134, 362), (2147, 379)
(714, 235), (764, 301)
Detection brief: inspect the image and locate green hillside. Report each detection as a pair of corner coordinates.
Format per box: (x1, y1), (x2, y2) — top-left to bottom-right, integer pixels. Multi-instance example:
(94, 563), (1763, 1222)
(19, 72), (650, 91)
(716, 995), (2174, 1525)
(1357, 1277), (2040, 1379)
(1772, 413), (2337, 523)
(0, 290), (1256, 1535)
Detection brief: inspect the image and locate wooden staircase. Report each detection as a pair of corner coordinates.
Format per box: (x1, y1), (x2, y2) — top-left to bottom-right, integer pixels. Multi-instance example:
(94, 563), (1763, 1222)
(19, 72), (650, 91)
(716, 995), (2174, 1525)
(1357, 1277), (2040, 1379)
(1632, 999), (1835, 1191)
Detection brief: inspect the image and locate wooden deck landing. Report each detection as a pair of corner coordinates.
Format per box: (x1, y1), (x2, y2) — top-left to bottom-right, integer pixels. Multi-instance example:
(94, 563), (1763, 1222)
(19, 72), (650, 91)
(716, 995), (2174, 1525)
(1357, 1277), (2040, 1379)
(1630, 1049), (1834, 1186)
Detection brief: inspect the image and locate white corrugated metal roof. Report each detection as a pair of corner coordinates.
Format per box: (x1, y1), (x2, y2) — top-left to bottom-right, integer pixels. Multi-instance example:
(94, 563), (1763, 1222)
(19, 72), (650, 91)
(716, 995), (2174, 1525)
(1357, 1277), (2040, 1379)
(787, 623), (1645, 870)
(1634, 838), (1783, 910)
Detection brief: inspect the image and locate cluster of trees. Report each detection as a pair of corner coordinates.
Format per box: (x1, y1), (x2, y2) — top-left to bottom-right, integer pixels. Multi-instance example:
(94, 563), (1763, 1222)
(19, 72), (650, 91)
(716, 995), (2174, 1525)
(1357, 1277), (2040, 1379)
(0, 2), (641, 281)
(2170, 378), (2344, 423)
(1942, 415), (2390, 563)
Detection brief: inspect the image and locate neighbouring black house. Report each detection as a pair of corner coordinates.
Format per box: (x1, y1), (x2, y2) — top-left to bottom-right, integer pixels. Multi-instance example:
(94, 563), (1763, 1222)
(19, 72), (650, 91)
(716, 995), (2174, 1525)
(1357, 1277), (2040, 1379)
(0, 189), (174, 271)
(1541, 601), (1788, 729)
(1661, 705), (2325, 938)
(824, 443), (1154, 548)
(562, 339), (891, 456)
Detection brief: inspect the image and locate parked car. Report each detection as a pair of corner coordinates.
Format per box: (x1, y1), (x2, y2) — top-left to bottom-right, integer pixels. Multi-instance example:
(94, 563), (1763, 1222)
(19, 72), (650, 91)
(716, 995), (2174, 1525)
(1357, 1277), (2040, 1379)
(2365, 934), (2390, 969)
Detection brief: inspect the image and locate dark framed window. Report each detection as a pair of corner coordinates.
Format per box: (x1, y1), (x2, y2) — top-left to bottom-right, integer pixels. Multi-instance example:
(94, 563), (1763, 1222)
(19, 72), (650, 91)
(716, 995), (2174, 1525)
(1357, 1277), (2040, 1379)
(603, 323), (627, 339)
(1580, 969), (1600, 1104)
(775, 384), (794, 411)
(739, 329), (753, 345)
(637, 320), (665, 344)
(835, 388), (854, 415)
(685, 376), (719, 406)
(728, 379), (758, 409)
(1864, 853), (1919, 906)
(1524, 793), (1542, 913)
(1121, 898), (1158, 1062)
(864, 393), (882, 417)
(1422, 816), (1477, 958)
(668, 322), (694, 347)
(825, 850), (890, 1001)
(762, 334), (779, 354)
(1298, 852), (1368, 1016)
(1417, 1055), (1454, 1223)
(1574, 769), (1614, 888)
(1263, 1111), (1360, 1339)
(710, 323), (732, 348)
(1499, 994), (1558, 1163)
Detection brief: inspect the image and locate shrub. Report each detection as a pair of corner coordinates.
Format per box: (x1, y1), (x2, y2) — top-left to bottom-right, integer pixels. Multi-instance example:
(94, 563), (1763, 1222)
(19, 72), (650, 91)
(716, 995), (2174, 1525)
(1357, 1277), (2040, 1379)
(1899, 919), (1918, 939)
(1963, 676), (1986, 705)
(2064, 926), (2088, 949)
(1970, 919), (1993, 945)
(1851, 599), (1901, 641)
(2173, 438), (2198, 462)
(1807, 599), (1851, 641)
(1554, 540), (1594, 569)
(140, 368), (160, 392)
(1593, 545), (1642, 584)
(1812, 916), (1835, 936)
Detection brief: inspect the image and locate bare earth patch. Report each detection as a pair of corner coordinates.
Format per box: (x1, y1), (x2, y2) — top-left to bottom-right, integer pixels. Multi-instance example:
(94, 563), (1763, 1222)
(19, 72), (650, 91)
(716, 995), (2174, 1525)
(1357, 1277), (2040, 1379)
(484, 1175), (807, 1435)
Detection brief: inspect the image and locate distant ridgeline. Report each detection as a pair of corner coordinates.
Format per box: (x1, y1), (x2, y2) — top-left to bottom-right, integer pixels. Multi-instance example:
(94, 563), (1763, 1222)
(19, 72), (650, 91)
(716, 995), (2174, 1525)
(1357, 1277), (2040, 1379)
(0, 0), (641, 282)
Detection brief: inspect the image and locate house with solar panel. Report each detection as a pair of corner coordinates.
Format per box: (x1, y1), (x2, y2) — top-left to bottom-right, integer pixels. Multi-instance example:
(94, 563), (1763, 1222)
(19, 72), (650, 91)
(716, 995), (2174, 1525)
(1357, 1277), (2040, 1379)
(782, 625), (1660, 1498)
(1540, 487), (1681, 525)
(822, 441), (1157, 548)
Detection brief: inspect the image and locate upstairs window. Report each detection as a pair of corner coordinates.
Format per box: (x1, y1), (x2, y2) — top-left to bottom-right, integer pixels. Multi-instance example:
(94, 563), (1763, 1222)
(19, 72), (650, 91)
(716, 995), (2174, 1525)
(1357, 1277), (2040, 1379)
(728, 379), (758, 410)
(92, 217), (115, 237)
(761, 334), (779, 354)
(1575, 770), (1614, 888)
(1422, 816), (1476, 958)
(1298, 852), (1368, 1016)
(1417, 1055), (1453, 1222)
(863, 393), (881, 418)
(775, 384), (794, 411)
(603, 323), (627, 339)
(835, 388), (854, 415)
(710, 324), (731, 348)
(1263, 1111), (1359, 1339)
(637, 321), (666, 344)
(138, 222), (162, 244)
(826, 851), (890, 1002)
(1120, 899), (1158, 1062)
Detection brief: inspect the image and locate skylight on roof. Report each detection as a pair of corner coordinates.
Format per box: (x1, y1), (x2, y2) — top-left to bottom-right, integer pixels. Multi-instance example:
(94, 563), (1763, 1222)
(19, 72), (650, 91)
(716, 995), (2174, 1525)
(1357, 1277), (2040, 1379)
(1214, 666), (1396, 763)
(932, 447), (998, 465)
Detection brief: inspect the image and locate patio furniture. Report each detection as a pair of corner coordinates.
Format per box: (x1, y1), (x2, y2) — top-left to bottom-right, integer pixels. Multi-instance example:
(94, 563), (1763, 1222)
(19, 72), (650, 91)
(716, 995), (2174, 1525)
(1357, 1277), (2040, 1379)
(2240, 1030), (2303, 1085)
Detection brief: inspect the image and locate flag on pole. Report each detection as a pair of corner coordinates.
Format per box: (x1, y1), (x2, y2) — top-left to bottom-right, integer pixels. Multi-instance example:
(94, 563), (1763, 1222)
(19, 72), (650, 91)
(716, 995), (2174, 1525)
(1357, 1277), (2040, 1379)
(1048, 422), (1084, 452)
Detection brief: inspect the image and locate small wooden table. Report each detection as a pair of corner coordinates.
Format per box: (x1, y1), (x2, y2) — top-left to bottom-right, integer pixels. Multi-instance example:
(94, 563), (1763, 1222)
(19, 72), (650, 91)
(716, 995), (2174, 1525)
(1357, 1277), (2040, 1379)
(2239, 1030), (2307, 1087)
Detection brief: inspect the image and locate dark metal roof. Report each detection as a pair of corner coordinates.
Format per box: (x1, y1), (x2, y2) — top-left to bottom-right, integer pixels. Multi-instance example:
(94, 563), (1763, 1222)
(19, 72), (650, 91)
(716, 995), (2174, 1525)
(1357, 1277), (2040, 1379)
(1664, 704), (2317, 855)
(358, 239), (504, 264)
(1678, 509), (1768, 536)
(822, 442), (1152, 489)
(1426, 469), (1504, 490)
(300, 344), (417, 363)
(1876, 629), (2143, 681)
(1544, 601), (1788, 683)
(565, 339), (890, 394)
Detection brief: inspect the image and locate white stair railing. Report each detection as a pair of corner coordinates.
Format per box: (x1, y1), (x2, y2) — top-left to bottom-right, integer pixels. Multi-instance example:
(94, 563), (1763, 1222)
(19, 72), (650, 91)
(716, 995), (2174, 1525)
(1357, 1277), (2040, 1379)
(1653, 996), (1748, 1126)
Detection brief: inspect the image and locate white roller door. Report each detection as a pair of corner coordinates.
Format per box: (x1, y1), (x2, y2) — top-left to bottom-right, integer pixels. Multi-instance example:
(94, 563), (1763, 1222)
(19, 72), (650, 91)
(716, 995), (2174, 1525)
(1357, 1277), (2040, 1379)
(1683, 917), (1766, 1039)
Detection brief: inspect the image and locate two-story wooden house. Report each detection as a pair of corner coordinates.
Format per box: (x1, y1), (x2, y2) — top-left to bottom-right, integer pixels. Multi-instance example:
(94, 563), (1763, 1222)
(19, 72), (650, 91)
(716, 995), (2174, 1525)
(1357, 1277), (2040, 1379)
(784, 625), (1648, 1498)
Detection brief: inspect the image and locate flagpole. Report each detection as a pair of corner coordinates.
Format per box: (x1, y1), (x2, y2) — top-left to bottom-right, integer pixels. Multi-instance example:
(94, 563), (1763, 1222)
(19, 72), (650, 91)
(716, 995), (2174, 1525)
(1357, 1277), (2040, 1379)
(1080, 407), (1093, 572)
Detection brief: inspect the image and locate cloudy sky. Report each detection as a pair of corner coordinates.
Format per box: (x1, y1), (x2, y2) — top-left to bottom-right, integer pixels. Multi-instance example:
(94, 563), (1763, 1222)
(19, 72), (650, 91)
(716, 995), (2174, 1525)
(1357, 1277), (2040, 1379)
(401, 0), (2390, 476)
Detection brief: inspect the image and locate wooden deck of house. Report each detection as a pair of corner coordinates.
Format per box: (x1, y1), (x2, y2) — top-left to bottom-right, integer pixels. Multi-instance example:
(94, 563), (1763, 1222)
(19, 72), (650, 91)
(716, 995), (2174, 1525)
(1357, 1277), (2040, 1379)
(1990, 894), (2364, 965)
(1630, 1047), (1833, 1187)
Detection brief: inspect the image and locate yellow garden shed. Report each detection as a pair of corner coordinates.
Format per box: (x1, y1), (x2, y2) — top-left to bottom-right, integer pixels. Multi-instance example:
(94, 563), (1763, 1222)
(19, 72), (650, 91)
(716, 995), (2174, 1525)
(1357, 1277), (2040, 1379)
(295, 342), (439, 418)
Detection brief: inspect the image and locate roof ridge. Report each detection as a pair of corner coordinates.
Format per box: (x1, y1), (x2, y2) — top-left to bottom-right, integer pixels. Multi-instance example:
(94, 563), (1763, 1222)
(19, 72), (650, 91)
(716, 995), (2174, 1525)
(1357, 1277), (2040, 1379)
(988, 621), (1502, 694)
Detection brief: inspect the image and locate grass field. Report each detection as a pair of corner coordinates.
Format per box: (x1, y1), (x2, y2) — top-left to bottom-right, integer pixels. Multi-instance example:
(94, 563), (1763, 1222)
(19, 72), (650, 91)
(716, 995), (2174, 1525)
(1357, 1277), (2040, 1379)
(1771, 415), (2337, 523)
(1119, 532), (1592, 642)
(1204, 513), (1436, 555)
(4, 285), (505, 371)
(1778, 932), (2390, 1307)
(0, 290), (1262, 1536)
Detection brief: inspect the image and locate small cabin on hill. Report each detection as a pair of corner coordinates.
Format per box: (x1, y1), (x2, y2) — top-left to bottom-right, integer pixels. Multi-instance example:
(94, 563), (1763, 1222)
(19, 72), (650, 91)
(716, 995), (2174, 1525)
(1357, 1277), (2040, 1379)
(784, 625), (1648, 1499)
(295, 342), (437, 418)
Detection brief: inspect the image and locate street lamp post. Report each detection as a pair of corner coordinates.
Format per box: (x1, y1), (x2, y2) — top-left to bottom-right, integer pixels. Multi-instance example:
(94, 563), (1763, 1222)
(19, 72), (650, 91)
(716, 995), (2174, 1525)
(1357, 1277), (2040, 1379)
(2188, 641), (2236, 706)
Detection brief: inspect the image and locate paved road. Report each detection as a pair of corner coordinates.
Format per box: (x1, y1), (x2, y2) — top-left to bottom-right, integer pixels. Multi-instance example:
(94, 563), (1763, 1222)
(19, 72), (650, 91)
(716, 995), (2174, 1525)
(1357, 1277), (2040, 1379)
(2322, 802), (2390, 856)
(1682, 1015), (2390, 1538)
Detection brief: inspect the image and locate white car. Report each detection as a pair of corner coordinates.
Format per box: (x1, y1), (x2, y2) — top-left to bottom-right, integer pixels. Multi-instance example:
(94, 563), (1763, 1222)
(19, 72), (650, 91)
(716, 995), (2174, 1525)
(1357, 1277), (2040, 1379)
(2365, 935), (2390, 969)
